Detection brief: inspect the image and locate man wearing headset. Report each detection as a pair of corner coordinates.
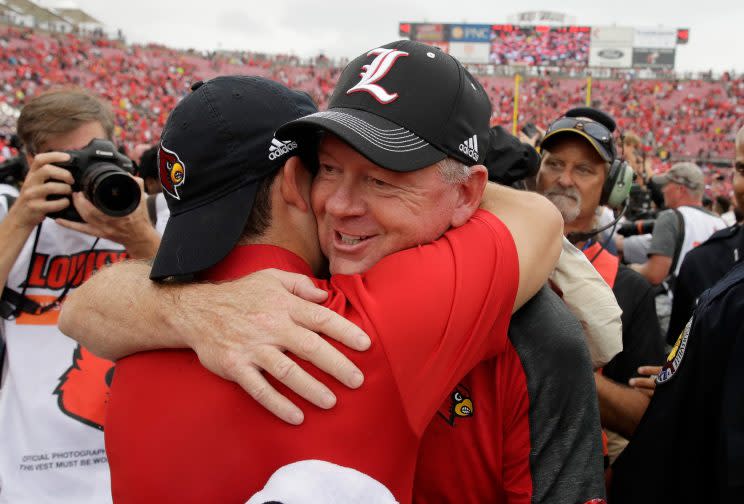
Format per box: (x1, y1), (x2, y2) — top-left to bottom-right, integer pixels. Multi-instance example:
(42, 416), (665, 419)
(535, 107), (666, 462)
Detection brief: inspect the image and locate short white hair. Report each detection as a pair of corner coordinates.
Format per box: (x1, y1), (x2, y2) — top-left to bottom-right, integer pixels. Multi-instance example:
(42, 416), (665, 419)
(436, 157), (471, 184)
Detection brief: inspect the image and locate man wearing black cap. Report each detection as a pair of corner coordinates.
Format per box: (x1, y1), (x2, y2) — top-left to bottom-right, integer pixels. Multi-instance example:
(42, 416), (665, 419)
(536, 107), (666, 459)
(87, 54), (566, 501)
(63, 42), (604, 503)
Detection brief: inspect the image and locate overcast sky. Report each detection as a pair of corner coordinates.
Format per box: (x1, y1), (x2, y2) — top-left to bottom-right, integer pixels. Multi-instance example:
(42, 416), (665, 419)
(42, 1), (743, 73)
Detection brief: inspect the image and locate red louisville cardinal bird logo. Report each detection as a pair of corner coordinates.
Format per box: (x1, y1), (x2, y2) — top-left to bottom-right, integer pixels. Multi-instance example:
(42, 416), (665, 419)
(158, 142), (186, 200)
(54, 345), (115, 430)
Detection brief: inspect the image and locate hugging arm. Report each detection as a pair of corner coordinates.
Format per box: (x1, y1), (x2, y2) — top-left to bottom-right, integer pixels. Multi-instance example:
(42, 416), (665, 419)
(59, 260), (370, 425)
(480, 182), (564, 311)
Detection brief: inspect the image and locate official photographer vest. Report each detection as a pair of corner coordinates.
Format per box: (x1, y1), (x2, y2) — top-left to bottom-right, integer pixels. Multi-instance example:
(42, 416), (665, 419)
(0, 206), (125, 503)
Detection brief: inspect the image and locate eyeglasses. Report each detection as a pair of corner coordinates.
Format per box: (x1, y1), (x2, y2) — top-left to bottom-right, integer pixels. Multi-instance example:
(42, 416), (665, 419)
(546, 117), (615, 157)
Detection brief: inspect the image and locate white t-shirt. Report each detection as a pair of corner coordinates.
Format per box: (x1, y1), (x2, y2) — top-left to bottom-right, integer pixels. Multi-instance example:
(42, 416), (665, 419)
(153, 192), (170, 235)
(721, 210), (737, 227)
(0, 184), (132, 503)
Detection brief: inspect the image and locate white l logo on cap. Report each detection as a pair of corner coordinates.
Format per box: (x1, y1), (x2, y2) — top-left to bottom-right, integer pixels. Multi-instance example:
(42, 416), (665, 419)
(346, 48), (409, 104)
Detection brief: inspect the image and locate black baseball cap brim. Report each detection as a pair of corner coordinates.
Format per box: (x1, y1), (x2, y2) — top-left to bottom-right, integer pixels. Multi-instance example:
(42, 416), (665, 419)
(150, 182), (258, 280)
(540, 129), (613, 163)
(277, 107), (447, 172)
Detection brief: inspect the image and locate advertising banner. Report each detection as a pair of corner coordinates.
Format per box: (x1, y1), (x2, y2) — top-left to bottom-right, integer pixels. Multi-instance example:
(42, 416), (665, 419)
(591, 26), (635, 45)
(411, 23), (446, 42)
(634, 28), (677, 49)
(448, 42), (490, 64)
(632, 48), (676, 69)
(589, 46), (632, 68)
(447, 24), (492, 43)
(589, 26), (633, 68)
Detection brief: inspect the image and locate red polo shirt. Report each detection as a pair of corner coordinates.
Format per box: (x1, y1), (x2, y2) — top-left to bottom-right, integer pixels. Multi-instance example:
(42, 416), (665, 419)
(105, 210), (518, 504)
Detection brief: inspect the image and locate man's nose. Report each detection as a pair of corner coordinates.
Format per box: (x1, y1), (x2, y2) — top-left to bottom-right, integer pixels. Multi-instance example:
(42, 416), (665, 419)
(556, 168), (575, 188)
(325, 180), (366, 218)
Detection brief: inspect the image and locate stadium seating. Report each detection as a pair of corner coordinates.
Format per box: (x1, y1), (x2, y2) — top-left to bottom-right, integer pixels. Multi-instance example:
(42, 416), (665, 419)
(0, 27), (740, 172)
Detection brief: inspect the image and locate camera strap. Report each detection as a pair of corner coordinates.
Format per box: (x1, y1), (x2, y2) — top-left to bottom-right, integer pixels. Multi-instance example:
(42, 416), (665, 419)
(0, 221), (100, 320)
(0, 224), (41, 320)
(662, 209), (686, 296)
(0, 286), (42, 318)
(1, 193), (16, 210)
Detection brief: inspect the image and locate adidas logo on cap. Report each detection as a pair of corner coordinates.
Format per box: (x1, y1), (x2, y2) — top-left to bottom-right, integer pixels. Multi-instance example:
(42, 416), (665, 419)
(458, 135), (479, 162)
(268, 137), (298, 161)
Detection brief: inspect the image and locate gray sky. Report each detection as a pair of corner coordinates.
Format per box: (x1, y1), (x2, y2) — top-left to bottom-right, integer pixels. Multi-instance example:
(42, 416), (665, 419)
(44, 0), (743, 72)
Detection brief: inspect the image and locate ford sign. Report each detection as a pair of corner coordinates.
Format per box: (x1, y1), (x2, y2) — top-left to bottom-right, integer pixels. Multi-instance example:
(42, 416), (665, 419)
(598, 49), (624, 59)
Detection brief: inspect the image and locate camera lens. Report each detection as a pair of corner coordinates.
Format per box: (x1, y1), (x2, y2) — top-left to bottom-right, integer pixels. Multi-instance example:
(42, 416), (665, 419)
(82, 162), (141, 217)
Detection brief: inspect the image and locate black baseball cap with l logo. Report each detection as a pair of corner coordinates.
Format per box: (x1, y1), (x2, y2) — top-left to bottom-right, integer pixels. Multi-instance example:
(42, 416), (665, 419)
(277, 40), (493, 172)
(150, 76), (317, 280)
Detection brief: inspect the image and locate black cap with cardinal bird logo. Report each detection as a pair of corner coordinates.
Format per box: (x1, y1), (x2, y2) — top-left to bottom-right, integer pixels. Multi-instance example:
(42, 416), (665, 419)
(151, 76), (317, 280)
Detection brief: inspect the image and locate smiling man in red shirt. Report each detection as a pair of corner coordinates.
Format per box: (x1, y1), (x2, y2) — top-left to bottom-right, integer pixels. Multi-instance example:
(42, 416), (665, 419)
(62, 41), (606, 504)
(75, 43), (565, 503)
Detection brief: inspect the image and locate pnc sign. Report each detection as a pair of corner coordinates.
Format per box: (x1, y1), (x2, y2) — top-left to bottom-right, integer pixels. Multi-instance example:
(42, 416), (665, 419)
(447, 24), (492, 42)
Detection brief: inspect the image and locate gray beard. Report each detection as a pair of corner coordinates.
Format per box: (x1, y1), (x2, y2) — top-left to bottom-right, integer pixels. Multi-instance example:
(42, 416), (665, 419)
(544, 191), (581, 224)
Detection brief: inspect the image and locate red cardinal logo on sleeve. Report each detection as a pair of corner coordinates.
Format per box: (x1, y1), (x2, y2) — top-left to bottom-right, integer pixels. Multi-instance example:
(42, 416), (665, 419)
(158, 142), (186, 200)
(54, 345), (114, 430)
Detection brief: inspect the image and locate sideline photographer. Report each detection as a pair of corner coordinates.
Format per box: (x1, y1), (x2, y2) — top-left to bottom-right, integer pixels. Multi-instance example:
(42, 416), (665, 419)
(623, 132), (661, 220)
(0, 89), (159, 503)
(613, 132), (663, 265)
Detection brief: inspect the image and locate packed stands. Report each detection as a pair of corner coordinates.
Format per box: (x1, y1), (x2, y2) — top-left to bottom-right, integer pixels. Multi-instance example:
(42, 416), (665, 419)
(0, 27), (740, 174)
(486, 74), (742, 163)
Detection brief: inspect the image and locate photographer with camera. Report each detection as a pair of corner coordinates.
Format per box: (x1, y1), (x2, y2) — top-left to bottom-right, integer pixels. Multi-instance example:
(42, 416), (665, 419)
(622, 132), (660, 220)
(664, 125), (744, 344)
(0, 89), (159, 503)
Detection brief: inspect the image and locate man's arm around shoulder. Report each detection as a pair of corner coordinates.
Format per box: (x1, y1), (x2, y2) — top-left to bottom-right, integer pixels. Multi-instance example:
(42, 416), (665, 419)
(59, 260), (371, 425)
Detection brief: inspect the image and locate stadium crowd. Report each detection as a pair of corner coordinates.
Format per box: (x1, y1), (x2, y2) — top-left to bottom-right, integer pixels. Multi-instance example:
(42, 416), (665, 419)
(0, 26), (740, 167)
(489, 28), (590, 67)
(0, 24), (742, 504)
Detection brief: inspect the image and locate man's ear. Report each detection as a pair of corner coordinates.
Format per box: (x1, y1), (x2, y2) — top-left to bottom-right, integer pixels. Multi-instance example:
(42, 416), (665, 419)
(450, 165), (488, 228)
(280, 156), (311, 213)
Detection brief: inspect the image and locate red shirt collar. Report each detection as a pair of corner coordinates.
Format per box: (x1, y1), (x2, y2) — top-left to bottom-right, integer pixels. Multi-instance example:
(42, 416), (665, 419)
(200, 245), (314, 282)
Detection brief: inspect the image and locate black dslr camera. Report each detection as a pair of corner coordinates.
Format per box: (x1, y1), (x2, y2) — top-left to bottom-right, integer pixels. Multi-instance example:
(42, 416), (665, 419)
(617, 219), (656, 237)
(49, 139), (141, 222)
